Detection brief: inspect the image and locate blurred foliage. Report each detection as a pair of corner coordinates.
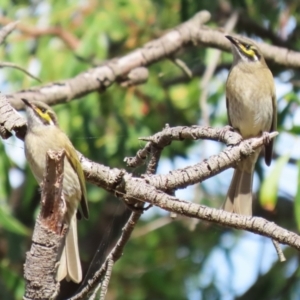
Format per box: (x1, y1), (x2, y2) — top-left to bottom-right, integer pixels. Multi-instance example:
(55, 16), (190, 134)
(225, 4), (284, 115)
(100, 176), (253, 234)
(0, 0), (300, 299)
(260, 153), (290, 211)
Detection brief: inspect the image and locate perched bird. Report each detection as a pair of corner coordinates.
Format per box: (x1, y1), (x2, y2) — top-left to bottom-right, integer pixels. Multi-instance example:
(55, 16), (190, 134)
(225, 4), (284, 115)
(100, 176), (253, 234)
(222, 35), (277, 216)
(22, 99), (89, 283)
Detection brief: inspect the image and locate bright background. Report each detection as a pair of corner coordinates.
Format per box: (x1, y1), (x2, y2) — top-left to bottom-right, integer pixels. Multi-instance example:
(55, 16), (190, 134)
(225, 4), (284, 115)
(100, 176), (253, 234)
(0, 1), (300, 299)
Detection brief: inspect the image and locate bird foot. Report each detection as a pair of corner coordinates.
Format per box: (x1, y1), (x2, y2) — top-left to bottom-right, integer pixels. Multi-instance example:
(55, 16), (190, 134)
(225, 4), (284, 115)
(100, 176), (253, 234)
(219, 125), (242, 146)
(219, 125), (234, 141)
(262, 131), (271, 145)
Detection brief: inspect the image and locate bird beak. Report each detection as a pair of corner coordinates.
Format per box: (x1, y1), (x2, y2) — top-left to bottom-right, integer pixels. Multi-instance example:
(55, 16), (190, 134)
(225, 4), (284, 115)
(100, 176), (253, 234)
(225, 35), (239, 46)
(22, 98), (33, 109)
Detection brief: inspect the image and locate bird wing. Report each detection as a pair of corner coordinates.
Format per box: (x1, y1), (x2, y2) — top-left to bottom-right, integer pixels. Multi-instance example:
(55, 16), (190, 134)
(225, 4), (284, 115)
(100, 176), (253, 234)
(226, 97), (232, 126)
(264, 93), (277, 166)
(64, 137), (89, 219)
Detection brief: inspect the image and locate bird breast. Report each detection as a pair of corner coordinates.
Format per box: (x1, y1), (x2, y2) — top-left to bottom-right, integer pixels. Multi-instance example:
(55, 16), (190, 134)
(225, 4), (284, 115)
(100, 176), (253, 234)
(226, 63), (274, 138)
(24, 127), (81, 221)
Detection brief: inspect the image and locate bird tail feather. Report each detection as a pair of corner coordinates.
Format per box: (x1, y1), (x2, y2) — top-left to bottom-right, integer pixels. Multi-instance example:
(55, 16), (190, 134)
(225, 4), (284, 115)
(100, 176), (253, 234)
(56, 214), (82, 283)
(222, 168), (254, 216)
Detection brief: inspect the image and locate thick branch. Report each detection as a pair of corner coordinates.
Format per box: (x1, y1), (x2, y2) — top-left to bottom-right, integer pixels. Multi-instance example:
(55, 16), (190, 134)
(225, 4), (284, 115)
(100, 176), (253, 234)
(123, 176), (300, 251)
(24, 150), (66, 300)
(6, 11), (211, 110)
(143, 132), (277, 191)
(80, 129), (276, 194)
(1, 97), (276, 198)
(78, 131), (300, 254)
(77, 132), (300, 254)
(0, 93), (27, 139)
(5, 10), (300, 110)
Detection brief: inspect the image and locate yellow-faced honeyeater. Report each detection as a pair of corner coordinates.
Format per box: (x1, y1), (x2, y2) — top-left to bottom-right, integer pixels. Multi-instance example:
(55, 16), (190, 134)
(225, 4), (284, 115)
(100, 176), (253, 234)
(222, 36), (277, 215)
(23, 99), (89, 283)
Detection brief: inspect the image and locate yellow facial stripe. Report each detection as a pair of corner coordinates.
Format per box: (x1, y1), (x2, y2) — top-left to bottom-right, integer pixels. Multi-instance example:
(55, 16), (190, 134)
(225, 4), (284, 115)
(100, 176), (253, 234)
(36, 108), (52, 123)
(239, 44), (256, 58)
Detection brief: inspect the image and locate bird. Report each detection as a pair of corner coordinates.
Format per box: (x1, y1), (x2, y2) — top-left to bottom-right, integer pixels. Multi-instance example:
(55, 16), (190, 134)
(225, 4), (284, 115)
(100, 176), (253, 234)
(22, 99), (89, 283)
(222, 35), (277, 216)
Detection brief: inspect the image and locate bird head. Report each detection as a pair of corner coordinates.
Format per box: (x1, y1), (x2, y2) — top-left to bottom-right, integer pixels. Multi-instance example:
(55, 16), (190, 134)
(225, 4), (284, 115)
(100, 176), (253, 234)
(22, 99), (58, 130)
(225, 35), (265, 65)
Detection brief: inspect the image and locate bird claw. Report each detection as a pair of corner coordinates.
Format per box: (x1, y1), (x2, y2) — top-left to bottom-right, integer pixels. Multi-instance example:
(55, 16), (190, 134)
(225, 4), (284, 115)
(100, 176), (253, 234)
(219, 125), (234, 141)
(262, 131), (271, 145)
(219, 125), (242, 146)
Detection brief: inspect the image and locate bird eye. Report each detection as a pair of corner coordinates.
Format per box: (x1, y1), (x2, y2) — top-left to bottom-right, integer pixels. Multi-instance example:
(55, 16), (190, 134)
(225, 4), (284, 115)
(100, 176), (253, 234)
(40, 108), (47, 113)
(245, 44), (251, 50)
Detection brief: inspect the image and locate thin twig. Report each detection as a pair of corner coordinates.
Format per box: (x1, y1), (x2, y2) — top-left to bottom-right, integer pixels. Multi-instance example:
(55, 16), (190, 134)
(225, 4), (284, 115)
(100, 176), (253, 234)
(99, 257), (114, 300)
(272, 239), (286, 262)
(170, 57), (193, 78)
(125, 125), (242, 168)
(0, 20), (19, 45)
(0, 16), (79, 50)
(72, 124), (164, 299)
(70, 211), (142, 300)
(0, 62), (41, 82)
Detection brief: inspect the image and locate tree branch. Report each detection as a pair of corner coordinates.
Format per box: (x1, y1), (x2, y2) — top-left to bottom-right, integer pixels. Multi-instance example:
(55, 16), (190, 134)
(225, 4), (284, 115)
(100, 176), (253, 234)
(6, 10), (212, 110)
(5, 10), (300, 110)
(0, 20), (19, 45)
(123, 177), (300, 251)
(0, 16), (80, 50)
(0, 93), (27, 140)
(1, 9), (298, 299)
(70, 211), (142, 300)
(72, 126), (164, 299)
(24, 150), (67, 299)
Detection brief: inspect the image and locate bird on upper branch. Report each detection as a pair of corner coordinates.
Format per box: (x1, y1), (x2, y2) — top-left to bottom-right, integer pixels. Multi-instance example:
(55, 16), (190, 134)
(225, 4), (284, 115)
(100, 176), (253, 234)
(222, 35), (277, 215)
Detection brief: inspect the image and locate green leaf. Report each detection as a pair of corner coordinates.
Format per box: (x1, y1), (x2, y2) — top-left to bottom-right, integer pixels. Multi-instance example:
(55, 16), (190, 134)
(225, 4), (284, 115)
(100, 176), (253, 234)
(0, 205), (29, 236)
(260, 154), (290, 211)
(294, 160), (300, 231)
(0, 259), (25, 299)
